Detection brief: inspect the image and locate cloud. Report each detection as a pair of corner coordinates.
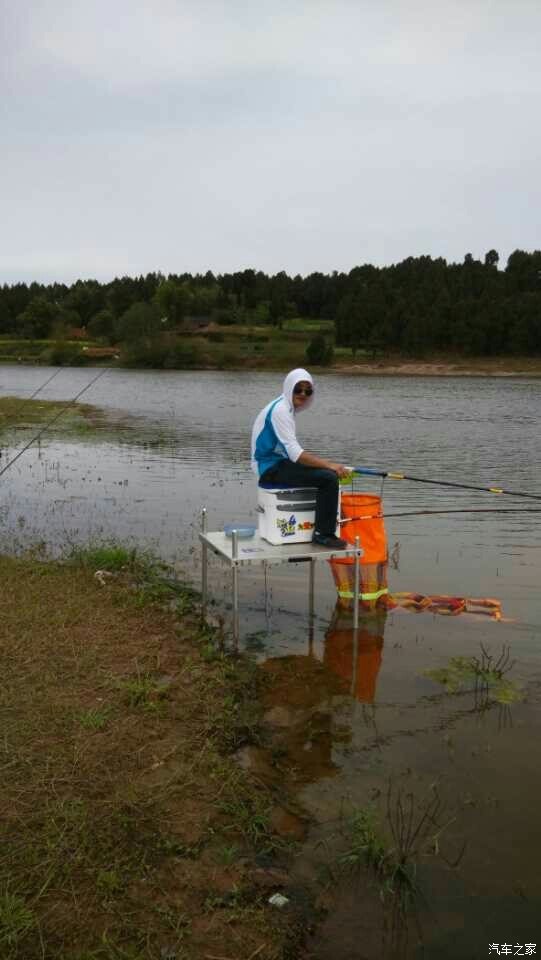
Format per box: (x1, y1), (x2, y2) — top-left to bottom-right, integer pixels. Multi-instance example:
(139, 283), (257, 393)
(2, 0), (541, 282)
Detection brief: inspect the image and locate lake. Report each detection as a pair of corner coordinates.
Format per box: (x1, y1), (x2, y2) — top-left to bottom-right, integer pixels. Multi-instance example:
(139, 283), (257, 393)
(1, 365), (540, 958)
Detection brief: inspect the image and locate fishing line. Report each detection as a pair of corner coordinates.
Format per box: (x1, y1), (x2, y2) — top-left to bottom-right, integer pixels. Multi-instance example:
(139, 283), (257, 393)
(25, 366), (63, 402)
(0, 367), (109, 480)
(339, 506), (541, 523)
(353, 467), (541, 502)
(0, 367), (63, 442)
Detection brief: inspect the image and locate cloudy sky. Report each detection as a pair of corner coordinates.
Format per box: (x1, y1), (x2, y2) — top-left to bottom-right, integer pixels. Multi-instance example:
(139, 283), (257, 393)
(2, 0), (540, 284)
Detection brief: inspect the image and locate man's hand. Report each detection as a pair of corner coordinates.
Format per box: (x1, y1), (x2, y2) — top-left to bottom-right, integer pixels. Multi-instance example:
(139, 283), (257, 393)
(329, 462), (352, 478)
(298, 452), (353, 477)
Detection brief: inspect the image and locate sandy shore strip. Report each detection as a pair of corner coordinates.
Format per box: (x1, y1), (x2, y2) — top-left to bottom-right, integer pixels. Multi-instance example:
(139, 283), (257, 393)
(333, 359), (541, 377)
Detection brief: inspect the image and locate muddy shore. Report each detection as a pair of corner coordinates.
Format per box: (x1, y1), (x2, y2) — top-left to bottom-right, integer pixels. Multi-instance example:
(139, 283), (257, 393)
(332, 358), (541, 377)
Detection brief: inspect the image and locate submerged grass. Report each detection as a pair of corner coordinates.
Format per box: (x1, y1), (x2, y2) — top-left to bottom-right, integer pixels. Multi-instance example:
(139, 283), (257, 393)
(0, 395), (108, 442)
(0, 549), (298, 959)
(424, 643), (522, 705)
(337, 782), (462, 908)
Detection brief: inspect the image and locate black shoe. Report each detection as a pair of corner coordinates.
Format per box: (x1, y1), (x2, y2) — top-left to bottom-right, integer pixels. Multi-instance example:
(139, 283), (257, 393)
(312, 533), (348, 550)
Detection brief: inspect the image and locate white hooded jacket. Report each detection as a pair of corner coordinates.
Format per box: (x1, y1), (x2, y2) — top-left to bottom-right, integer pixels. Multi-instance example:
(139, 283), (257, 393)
(250, 368), (314, 478)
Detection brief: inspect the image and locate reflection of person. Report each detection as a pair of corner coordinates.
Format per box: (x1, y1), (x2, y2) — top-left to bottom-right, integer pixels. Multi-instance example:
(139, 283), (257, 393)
(251, 367), (350, 549)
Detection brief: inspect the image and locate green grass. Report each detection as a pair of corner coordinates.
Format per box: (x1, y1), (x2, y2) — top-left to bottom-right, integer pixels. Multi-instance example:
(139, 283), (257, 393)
(78, 708), (110, 730)
(68, 543), (141, 572)
(281, 317), (334, 332)
(0, 889), (36, 953)
(66, 543), (200, 614)
(119, 672), (169, 712)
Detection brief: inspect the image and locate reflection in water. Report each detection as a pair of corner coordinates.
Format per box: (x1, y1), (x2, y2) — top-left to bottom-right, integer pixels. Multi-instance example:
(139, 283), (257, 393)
(261, 652), (350, 784)
(324, 604), (385, 703)
(258, 601), (388, 787)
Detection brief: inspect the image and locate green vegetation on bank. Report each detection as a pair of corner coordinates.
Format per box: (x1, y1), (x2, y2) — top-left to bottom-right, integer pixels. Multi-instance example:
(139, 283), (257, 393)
(0, 320), (338, 371)
(0, 548), (306, 959)
(1, 248), (540, 368)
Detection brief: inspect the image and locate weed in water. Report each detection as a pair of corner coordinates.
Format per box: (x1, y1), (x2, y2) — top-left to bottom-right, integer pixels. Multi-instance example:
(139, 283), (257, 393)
(338, 782), (463, 908)
(338, 806), (387, 875)
(424, 643), (522, 707)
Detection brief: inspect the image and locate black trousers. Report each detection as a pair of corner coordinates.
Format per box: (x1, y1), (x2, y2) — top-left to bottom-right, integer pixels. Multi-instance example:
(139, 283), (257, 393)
(260, 460), (339, 536)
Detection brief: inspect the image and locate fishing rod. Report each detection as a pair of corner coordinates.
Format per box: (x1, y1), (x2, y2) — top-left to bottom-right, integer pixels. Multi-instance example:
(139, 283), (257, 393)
(0, 367), (109, 480)
(352, 467), (541, 502)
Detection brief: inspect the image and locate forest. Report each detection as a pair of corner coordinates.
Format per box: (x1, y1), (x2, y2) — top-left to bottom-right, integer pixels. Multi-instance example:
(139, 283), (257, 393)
(1, 249), (540, 360)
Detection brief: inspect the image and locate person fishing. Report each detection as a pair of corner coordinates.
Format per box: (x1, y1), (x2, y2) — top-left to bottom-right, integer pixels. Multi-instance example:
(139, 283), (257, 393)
(251, 367), (351, 549)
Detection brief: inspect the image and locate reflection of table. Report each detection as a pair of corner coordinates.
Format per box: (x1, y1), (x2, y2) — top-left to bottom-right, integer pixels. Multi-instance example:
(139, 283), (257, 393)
(199, 509), (363, 644)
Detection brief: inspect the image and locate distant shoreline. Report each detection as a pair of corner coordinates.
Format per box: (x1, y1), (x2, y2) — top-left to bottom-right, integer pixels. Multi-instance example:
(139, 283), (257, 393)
(331, 359), (541, 377)
(1, 354), (541, 377)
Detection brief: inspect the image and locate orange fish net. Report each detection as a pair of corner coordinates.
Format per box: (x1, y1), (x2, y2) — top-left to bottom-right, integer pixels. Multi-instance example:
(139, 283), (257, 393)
(329, 491), (503, 620)
(329, 492), (390, 609)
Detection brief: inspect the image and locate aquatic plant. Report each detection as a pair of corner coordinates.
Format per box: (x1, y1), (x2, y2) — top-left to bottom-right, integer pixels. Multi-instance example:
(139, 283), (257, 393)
(424, 643), (522, 706)
(338, 782), (463, 906)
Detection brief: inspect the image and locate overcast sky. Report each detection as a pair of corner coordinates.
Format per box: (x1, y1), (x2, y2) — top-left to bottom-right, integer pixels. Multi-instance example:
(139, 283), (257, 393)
(2, 0), (540, 284)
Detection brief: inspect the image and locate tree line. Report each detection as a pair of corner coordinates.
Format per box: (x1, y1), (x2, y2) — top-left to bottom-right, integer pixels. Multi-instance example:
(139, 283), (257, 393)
(0, 249), (540, 357)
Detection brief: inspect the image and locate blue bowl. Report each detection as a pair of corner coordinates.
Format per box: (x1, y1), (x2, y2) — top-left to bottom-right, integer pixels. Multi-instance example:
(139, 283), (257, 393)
(224, 523), (256, 539)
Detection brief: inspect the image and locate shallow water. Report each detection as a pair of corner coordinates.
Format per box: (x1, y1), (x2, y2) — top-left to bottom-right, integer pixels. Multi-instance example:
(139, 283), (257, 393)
(1, 365), (540, 957)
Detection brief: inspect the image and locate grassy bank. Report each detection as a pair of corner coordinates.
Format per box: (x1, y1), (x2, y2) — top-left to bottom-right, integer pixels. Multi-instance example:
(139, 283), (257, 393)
(0, 549), (306, 959)
(1, 330), (541, 375)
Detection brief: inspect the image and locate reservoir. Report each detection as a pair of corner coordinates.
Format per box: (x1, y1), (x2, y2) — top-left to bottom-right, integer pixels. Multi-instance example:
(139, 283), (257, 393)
(1, 365), (540, 958)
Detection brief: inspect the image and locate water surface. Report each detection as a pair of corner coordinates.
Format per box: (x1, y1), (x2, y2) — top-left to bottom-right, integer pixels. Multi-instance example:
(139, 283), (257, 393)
(1, 365), (540, 958)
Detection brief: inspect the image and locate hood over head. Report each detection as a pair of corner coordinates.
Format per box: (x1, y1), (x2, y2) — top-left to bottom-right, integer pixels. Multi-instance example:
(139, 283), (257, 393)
(282, 368), (314, 412)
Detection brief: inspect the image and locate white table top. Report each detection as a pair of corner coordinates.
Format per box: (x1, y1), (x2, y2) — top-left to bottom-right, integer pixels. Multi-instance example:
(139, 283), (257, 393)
(199, 530), (362, 567)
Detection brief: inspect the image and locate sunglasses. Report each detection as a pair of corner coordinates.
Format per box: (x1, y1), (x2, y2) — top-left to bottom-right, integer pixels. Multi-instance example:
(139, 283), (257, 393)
(293, 386), (313, 396)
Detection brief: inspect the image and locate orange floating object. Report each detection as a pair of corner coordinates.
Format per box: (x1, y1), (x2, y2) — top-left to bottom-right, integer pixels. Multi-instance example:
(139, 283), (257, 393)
(390, 592), (502, 619)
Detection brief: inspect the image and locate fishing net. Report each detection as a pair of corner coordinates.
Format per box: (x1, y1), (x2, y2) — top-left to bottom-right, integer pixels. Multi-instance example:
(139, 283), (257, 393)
(329, 491), (390, 609)
(329, 484), (504, 619)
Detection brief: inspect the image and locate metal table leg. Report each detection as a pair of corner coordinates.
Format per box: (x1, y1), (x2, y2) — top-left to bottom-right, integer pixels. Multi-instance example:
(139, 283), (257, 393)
(352, 535), (361, 694)
(232, 529), (239, 647)
(308, 558), (316, 620)
(308, 557), (316, 656)
(201, 508), (208, 623)
(353, 535), (360, 630)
